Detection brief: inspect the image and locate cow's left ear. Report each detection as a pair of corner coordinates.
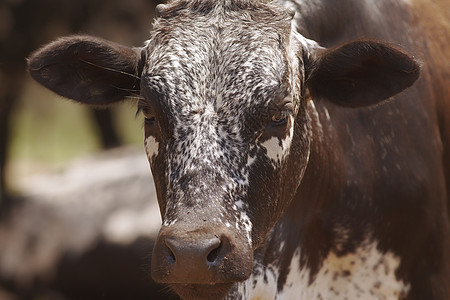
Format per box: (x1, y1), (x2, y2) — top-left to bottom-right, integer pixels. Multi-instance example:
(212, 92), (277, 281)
(28, 35), (145, 106)
(305, 40), (420, 107)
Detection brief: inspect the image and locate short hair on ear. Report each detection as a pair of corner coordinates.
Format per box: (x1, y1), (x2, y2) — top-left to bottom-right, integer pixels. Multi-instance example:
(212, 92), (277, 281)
(28, 35), (145, 106)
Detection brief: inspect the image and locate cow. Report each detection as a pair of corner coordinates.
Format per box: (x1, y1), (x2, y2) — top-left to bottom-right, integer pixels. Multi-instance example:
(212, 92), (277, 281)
(27, 0), (450, 299)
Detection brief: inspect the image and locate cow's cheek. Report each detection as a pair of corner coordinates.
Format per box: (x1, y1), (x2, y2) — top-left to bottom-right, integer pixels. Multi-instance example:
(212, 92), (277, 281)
(146, 136), (169, 218)
(245, 160), (285, 248)
(276, 122), (311, 217)
(247, 120), (311, 246)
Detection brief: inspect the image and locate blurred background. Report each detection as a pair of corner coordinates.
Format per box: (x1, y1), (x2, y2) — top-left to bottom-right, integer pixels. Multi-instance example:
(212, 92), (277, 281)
(0, 0), (179, 299)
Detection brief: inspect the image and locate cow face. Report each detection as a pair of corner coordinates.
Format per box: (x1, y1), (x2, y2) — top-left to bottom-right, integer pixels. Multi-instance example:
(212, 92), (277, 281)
(141, 3), (313, 298)
(28, 1), (419, 299)
(141, 3), (311, 298)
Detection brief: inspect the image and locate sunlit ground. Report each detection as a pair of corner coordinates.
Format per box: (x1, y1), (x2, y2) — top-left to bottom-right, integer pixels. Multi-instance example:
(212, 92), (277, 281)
(6, 77), (145, 193)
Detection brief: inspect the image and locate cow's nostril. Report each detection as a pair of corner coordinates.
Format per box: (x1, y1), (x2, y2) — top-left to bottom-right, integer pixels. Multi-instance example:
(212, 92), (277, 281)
(167, 245), (176, 264)
(207, 242), (221, 263)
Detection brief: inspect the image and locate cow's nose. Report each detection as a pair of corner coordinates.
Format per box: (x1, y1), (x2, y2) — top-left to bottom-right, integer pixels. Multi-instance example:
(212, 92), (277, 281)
(151, 224), (253, 285)
(165, 234), (222, 268)
(154, 230), (229, 283)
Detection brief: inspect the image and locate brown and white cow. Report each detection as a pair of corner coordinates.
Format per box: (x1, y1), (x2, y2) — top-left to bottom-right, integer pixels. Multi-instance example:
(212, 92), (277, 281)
(28, 0), (450, 299)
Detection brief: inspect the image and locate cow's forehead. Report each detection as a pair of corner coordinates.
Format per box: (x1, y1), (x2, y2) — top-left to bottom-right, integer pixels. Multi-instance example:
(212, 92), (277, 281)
(142, 1), (295, 111)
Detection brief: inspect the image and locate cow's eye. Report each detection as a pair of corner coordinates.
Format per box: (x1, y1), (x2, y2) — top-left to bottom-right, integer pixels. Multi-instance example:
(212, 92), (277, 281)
(271, 111), (289, 125)
(144, 113), (156, 124)
(138, 100), (156, 124)
(141, 107), (155, 121)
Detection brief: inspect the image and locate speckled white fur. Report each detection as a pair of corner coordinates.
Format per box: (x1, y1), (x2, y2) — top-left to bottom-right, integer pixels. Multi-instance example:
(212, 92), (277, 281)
(243, 264), (279, 300)
(142, 1), (304, 249)
(239, 239), (410, 300)
(260, 115), (295, 164)
(144, 136), (159, 161)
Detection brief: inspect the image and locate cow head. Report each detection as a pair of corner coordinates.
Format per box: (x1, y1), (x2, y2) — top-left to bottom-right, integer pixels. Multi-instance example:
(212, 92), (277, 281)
(28, 1), (419, 299)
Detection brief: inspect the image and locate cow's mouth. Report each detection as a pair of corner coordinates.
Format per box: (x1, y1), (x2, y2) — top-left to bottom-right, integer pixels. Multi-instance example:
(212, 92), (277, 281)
(170, 282), (234, 300)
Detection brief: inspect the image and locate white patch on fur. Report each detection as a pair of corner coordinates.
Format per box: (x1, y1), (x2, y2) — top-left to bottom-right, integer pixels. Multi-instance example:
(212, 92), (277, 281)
(260, 115), (295, 164)
(246, 155), (256, 168)
(144, 136), (159, 161)
(261, 136), (284, 162)
(235, 199), (245, 209)
(274, 249), (306, 299)
(277, 241), (410, 299)
(238, 241), (410, 299)
(234, 262), (279, 300)
(249, 266), (278, 300)
(284, 116), (295, 149)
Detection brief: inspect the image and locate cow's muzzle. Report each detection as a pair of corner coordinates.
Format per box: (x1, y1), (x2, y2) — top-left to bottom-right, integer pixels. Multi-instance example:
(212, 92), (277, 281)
(151, 223), (253, 298)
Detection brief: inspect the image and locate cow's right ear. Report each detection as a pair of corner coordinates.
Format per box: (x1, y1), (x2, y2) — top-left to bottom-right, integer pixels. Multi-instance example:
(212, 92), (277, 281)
(28, 35), (145, 106)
